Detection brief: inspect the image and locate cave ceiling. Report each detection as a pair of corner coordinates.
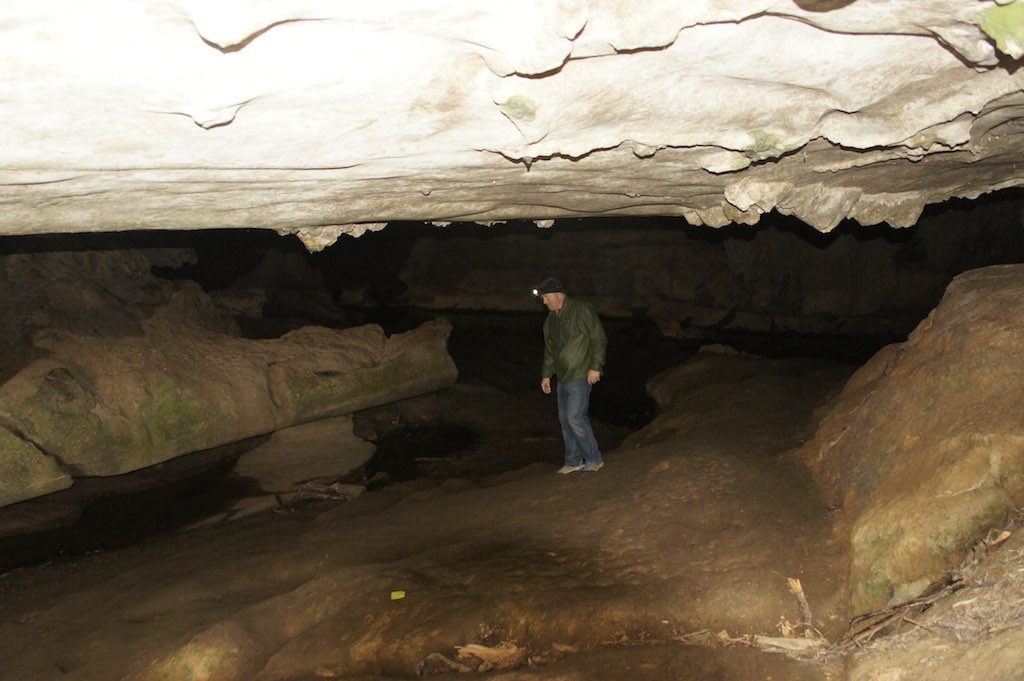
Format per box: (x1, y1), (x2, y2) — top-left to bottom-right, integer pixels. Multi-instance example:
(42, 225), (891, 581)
(2, 0), (1023, 250)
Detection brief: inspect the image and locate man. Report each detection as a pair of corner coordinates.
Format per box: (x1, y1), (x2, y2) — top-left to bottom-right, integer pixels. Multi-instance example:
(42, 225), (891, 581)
(534, 276), (607, 474)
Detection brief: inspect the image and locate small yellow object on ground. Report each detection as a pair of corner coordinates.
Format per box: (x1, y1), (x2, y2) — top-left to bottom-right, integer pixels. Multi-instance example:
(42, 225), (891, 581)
(390, 590), (406, 600)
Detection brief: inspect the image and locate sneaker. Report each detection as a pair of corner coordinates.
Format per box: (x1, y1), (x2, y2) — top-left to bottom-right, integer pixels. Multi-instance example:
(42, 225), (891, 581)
(556, 464), (585, 475)
(583, 461), (604, 472)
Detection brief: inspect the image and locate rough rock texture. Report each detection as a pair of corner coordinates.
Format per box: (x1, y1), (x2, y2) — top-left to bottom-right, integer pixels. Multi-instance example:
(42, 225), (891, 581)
(0, 249), (458, 509)
(1, 1), (1022, 245)
(848, 527), (1024, 681)
(800, 264), (1024, 613)
(0, 247), (217, 385)
(392, 194), (1024, 339)
(0, 428), (71, 508)
(0, 320), (455, 480)
(233, 416), (374, 494)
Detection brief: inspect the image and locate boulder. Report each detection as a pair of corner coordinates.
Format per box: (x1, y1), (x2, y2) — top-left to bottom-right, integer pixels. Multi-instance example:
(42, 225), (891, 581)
(802, 264), (1024, 613)
(232, 415), (375, 495)
(0, 320), (456, 484)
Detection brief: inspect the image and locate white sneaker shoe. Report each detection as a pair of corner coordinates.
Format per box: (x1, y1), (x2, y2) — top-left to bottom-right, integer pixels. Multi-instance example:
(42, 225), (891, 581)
(583, 461), (604, 472)
(556, 464), (584, 475)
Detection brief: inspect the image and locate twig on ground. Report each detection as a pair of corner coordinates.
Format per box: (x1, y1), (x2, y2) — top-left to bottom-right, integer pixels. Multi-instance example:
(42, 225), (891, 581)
(787, 577), (826, 638)
(903, 617), (936, 634)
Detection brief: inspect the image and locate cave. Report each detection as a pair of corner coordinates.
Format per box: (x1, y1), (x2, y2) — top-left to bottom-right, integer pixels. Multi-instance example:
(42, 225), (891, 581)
(3, 3), (1024, 681)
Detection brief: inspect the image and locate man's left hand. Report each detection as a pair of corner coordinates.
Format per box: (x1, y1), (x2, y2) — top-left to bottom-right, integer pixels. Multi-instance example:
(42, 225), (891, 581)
(587, 370), (601, 385)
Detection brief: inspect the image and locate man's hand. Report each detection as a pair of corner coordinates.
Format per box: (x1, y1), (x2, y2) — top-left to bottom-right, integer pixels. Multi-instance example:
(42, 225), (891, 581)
(541, 377), (552, 394)
(587, 370), (601, 385)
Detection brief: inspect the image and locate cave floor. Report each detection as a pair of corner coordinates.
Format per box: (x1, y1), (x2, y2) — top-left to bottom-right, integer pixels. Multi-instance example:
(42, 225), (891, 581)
(2, 319), (1013, 681)
(0, 326), (851, 681)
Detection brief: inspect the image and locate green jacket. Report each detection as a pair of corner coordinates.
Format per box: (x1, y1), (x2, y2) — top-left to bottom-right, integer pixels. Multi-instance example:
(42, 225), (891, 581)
(541, 296), (607, 383)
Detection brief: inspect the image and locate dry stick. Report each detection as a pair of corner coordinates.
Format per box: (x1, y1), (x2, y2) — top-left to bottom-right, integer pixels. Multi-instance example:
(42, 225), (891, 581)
(903, 617), (937, 634)
(842, 518), (1019, 647)
(848, 598), (938, 645)
(787, 577), (824, 638)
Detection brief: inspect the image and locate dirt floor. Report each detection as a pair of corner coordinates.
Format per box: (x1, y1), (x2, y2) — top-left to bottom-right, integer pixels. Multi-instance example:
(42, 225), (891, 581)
(0, 319), (1019, 681)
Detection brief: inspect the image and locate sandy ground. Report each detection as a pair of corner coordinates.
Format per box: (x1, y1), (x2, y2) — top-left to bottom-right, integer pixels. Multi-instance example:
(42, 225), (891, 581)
(0, 328), (866, 681)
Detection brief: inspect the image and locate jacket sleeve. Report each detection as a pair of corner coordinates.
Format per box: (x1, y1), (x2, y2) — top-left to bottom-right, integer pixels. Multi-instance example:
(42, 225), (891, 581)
(541, 317), (556, 378)
(583, 303), (607, 373)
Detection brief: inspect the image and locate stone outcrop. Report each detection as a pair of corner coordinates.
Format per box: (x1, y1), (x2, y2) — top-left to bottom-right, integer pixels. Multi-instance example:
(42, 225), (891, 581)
(0, 249), (458, 509)
(0, 1), (1022, 244)
(800, 264), (1024, 613)
(0, 320), (455, 478)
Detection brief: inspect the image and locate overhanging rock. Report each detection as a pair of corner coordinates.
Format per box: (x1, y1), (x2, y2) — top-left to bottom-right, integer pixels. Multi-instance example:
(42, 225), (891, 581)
(0, 1), (1022, 242)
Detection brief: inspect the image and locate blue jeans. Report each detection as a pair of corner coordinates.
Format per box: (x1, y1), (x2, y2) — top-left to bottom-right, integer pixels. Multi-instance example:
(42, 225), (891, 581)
(556, 378), (603, 467)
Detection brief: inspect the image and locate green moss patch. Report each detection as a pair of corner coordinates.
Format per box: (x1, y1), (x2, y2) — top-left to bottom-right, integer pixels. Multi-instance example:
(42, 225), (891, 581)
(978, 1), (1024, 59)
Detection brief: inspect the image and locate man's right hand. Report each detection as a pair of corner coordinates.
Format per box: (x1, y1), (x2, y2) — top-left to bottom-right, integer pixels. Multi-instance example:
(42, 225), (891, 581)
(540, 377), (552, 394)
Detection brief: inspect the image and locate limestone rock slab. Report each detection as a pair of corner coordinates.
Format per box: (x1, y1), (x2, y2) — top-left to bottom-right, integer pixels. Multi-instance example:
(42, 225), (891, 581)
(232, 415), (375, 494)
(0, 1), (1022, 239)
(0, 320), (456, 480)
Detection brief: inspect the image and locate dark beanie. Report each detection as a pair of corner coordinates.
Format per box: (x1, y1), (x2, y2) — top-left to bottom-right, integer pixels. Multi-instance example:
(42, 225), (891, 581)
(534, 277), (565, 295)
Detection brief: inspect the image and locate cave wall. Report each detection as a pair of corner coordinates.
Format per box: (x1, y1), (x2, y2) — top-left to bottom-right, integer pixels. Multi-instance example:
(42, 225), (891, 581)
(387, 192), (1024, 342)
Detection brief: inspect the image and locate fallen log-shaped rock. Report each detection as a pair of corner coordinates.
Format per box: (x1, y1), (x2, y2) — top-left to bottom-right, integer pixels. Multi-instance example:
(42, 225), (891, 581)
(0, 319), (457, 508)
(0, 426), (73, 508)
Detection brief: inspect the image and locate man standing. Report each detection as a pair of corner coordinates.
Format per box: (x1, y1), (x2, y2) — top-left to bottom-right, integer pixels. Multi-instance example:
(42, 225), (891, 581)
(534, 276), (607, 474)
